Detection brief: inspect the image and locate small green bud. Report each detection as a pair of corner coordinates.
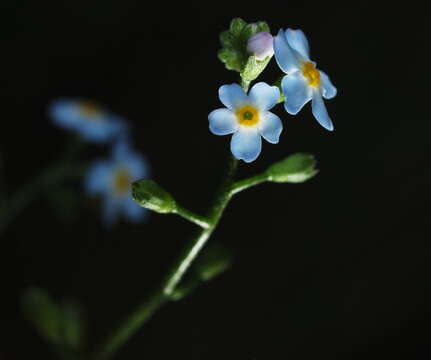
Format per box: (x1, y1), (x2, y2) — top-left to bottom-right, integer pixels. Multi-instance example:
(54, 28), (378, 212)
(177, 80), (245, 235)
(132, 180), (176, 213)
(266, 153), (318, 183)
(194, 243), (233, 282)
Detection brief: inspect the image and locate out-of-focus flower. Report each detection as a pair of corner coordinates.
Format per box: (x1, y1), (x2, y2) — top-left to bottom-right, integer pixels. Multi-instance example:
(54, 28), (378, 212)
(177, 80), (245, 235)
(273, 28), (337, 131)
(85, 140), (149, 225)
(247, 31), (274, 60)
(208, 82), (282, 163)
(49, 98), (127, 142)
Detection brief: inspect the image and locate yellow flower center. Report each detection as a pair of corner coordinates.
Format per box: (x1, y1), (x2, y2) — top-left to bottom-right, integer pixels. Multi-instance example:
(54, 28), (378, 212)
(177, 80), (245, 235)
(113, 168), (131, 196)
(236, 105), (259, 126)
(301, 61), (320, 87)
(78, 101), (102, 119)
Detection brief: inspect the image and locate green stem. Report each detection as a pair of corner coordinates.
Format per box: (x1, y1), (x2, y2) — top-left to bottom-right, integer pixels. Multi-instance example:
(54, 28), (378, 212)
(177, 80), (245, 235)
(164, 156), (237, 296)
(92, 291), (167, 360)
(92, 156), (238, 360)
(241, 78), (250, 92)
(230, 172), (268, 196)
(174, 204), (211, 229)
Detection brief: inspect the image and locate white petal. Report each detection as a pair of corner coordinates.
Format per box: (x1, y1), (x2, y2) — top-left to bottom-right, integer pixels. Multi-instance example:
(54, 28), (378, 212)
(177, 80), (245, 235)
(258, 111), (283, 144)
(281, 73), (312, 115)
(311, 91), (334, 131)
(273, 29), (300, 74)
(230, 128), (262, 163)
(218, 83), (248, 110)
(319, 71), (337, 99)
(248, 82), (280, 111)
(208, 108), (238, 135)
(285, 29), (310, 60)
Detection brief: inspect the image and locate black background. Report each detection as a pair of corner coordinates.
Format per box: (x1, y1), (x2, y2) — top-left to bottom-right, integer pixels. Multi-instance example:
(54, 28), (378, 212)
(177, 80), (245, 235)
(1, 1), (430, 359)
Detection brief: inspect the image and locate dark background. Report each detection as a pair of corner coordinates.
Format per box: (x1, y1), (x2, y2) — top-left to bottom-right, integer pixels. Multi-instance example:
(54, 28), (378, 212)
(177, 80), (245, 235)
(1, 0), (430, 359)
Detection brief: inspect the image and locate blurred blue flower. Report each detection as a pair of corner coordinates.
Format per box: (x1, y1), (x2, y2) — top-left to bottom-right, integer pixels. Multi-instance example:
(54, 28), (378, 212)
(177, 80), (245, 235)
(273, 28), (337, 131)
(85, 140), (150, 225)
(50, 98), (127, 142)
(208, 82), (282, 163)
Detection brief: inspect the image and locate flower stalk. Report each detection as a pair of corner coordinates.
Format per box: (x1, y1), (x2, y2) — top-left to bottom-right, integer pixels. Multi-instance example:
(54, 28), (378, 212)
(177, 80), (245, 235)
(92, 156), (238, 360)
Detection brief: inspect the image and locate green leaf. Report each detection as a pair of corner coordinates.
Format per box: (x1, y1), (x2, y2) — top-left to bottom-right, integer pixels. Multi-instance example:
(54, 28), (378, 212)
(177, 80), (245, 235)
(194, 243), (233, 281)
(21, 287), (62, 344)
(132, 179), (176, 214)
(62, 301), (86, 350)
(217, 48), (241, 72)
(229, 18), (247, 36)
(218, 17), (271, 80)
(266, 153), (318, 183)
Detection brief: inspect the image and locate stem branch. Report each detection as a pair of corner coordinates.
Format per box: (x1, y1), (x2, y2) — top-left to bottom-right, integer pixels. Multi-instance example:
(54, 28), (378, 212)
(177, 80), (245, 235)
(173, 204), (211, 229)
(92, 156), (238, 360)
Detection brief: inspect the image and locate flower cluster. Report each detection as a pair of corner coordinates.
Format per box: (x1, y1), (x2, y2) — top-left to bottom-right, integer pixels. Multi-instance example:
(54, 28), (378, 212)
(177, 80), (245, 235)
(50, 99), (150, 225)
(209, 27), (337, 162)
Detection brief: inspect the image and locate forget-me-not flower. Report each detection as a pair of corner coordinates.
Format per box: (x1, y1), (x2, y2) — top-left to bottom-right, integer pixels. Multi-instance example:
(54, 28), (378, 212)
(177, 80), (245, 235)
(85, 140), (149, 225)
(50, 98), (127, 142)
(208, 82), (282, 163)
(273, 28), (337, 131)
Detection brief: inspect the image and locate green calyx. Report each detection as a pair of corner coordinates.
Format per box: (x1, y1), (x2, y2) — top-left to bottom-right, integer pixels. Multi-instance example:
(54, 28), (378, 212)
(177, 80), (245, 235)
(273, 75), (286, 103)
(132, 180), (176, 214)
(218, 18), (271, 82)
(266, 153), (319, 183)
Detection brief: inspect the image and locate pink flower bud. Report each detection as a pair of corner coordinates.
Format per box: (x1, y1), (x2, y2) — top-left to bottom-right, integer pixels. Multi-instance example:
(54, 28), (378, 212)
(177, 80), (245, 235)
(246, 32), (274, 60)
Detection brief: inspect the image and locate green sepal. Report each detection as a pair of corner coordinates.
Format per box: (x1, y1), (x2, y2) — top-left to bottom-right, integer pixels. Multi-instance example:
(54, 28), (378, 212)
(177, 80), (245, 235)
(218, 18), (271, 81)
(132, 179), (176, 214)
(266, 153), (318, 183)
(241, 55), (272, 82)
(21, 287), (63, 344)
(273, 75), (286, 103)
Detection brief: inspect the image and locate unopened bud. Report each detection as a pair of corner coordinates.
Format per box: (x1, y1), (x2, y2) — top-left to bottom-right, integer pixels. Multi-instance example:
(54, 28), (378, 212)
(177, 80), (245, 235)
(246, 31), (274, 60)
(266, 153), (318, 183)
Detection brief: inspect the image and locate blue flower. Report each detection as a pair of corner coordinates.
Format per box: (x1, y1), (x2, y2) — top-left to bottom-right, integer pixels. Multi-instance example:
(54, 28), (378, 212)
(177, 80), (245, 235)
(85, 140), (150, 225)
(208, 82), (282, 163)
(50, 98), (127, 142)
(273, 28), (337, 131)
